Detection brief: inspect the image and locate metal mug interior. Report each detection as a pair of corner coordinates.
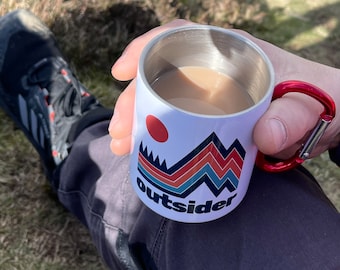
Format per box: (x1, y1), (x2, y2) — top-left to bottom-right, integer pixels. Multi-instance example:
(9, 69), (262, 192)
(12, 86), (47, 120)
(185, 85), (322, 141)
(141, 25), (274, 107)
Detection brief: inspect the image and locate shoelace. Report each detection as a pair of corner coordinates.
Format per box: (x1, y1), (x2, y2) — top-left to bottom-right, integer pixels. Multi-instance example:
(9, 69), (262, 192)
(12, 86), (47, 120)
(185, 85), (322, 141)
(23, 57), (95, 164)
(25, 57), (90, 119)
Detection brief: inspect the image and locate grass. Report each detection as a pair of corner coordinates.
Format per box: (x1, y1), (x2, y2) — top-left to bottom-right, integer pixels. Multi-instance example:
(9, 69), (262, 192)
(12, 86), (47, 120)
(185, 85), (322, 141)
(0, 0), (339, 269)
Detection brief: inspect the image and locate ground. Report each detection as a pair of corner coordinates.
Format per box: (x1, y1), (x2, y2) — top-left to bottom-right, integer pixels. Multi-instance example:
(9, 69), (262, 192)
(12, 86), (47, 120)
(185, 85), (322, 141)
(0, 0), (339, 269)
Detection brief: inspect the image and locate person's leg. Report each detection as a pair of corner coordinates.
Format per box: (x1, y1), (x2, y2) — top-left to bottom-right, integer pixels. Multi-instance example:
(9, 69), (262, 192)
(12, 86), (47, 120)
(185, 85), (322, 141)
(0, 9), (139, 269)
(130, 166), (340, 270)
(0, 9), (112, 180)
(1, 9), (339, 270)
(52, 120), (142, 269)
(56, 119), (340, 269)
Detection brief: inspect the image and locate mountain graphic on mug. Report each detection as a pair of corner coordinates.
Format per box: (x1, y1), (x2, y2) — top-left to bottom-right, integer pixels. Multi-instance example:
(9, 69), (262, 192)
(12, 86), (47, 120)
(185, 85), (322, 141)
(137, 132), (246, 198)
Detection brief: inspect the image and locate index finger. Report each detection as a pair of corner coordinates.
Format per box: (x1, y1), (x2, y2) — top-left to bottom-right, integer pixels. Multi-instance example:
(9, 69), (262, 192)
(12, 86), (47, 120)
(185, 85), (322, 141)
(111, 19), (195, 81)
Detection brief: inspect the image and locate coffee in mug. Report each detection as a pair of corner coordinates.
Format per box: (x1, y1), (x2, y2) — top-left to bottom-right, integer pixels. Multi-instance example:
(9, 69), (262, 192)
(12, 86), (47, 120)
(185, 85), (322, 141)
(151, 66), (254, 115)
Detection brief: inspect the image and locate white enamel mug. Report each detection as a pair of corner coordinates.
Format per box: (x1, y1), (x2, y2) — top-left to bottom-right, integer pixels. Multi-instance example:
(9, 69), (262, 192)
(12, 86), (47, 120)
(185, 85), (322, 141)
(129, 25), (335, 223)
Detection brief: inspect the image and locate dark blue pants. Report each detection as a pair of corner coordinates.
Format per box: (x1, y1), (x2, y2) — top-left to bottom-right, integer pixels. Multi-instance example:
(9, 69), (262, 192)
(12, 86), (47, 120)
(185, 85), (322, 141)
(54, 121), (340, 270)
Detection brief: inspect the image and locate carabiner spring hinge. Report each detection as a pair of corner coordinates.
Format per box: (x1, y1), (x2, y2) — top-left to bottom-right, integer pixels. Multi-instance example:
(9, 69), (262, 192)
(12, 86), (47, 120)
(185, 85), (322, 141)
(298, 116), (333, 160)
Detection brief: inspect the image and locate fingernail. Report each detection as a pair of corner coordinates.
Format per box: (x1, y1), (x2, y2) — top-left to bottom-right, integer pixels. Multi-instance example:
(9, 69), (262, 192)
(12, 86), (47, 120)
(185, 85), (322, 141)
(268, 118), (287, 151)
(112, 53), (127, 76)
(108, 110), (119, 132)
(115, 51), (127, 66)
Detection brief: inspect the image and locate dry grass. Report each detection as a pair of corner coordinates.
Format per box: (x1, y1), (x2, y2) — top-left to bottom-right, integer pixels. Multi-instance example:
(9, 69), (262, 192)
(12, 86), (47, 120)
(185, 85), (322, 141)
(0, 0), (339, 269)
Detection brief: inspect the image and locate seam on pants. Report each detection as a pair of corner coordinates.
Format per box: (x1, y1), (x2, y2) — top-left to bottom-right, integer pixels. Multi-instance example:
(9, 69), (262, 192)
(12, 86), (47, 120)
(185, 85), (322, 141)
(150, 217), (168, 268)
(119, 173), (130, 232)
(57, 188), (121, 231)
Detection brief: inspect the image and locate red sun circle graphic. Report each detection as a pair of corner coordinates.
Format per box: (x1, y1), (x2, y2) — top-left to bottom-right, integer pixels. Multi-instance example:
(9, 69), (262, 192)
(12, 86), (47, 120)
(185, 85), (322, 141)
(146, 115), (169, 142)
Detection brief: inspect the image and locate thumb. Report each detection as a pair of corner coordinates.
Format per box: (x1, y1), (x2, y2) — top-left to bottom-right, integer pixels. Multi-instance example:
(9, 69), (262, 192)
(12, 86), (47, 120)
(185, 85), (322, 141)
(253, 92), (322, 158)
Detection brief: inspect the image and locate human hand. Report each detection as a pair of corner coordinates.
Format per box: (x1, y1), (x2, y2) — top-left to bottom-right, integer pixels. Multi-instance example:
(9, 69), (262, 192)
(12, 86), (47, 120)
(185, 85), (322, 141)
(109, 19), (340, 162)
(109, 19), (194, 155)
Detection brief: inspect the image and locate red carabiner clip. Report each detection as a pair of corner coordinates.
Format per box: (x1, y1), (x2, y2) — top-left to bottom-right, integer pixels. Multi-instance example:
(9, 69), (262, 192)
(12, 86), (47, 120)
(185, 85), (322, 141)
(256, 80), (336, 172)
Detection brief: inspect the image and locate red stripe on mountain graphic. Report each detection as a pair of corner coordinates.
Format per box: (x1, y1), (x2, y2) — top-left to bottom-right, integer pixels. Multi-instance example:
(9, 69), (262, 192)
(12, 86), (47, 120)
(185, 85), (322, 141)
(137, 132), (246, 197)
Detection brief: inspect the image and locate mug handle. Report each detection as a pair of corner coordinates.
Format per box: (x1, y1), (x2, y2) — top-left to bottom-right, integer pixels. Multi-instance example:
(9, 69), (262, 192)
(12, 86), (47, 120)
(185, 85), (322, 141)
(256, 80), (336, 172)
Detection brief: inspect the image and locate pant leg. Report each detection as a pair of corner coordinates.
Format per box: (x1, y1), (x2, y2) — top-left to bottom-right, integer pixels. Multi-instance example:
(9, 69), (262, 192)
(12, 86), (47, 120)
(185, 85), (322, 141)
(53, 121), (340, 270)
(134, 167), (340, 270)
(53, 120), (143, 269)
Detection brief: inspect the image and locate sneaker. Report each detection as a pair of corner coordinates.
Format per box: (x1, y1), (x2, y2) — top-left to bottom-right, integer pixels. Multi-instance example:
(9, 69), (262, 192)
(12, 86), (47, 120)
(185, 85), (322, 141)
(0, 9), (112, 177)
